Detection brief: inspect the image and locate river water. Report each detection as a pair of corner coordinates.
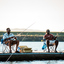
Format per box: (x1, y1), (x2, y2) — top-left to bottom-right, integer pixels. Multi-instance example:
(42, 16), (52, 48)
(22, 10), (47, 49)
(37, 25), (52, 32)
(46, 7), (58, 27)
(0, 41), (64, 64)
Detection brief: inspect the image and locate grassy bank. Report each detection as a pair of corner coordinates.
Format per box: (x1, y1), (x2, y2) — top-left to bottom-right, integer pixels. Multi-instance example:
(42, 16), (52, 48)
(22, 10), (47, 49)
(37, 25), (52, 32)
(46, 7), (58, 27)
(0, 31), (64, 41)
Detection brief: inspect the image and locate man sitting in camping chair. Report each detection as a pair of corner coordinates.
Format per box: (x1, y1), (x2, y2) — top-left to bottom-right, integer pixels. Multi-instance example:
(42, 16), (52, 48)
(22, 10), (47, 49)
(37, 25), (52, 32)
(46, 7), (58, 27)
(44, 29), (59, 53)
(3, 28), (20, 53)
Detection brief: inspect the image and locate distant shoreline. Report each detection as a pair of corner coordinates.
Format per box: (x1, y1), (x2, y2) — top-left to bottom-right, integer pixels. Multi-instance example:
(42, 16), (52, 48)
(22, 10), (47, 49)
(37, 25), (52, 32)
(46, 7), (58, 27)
(0, 31), (64, 41)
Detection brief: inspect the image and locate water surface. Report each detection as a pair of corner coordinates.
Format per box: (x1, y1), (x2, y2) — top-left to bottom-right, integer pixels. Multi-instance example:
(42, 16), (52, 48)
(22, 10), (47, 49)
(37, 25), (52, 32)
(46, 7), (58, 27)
(0, 41), (64, 64)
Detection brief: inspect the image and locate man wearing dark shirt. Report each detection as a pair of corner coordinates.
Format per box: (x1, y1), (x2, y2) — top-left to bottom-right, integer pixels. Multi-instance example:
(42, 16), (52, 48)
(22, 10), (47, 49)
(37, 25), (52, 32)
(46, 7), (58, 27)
(44, 29), (58, 52)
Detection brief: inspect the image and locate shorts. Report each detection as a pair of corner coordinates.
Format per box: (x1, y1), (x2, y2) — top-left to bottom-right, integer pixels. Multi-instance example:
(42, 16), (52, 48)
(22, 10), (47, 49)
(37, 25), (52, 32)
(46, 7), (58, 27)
(49, 40), (55, 44)
(3, 40), (15, 45)
(44, 40), (55, 44)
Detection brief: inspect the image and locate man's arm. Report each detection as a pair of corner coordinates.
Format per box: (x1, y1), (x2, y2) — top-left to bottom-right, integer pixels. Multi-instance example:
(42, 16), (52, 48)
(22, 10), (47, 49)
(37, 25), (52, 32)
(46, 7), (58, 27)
(10, 33), (17, 40)
(4, 36), (17, 41)
(43, 35), (49, 40)
(53, 36), (57, 40)
(44, 35), (50, 40)
(3, 33), (17, 41)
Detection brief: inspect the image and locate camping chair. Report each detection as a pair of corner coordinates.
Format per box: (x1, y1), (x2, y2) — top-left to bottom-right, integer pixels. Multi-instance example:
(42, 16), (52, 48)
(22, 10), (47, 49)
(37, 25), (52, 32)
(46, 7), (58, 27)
(42, 40), (55, 52)
(1, 39), (15, 53)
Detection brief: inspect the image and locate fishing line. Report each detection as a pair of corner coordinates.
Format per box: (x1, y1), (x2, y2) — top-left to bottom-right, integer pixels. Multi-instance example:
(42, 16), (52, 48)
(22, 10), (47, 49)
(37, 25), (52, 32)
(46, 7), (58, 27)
(17, 22), (36, 35)
(17, 14), (39, 36)
(56, 29), (64, 36)
(17, 22), (36, 41)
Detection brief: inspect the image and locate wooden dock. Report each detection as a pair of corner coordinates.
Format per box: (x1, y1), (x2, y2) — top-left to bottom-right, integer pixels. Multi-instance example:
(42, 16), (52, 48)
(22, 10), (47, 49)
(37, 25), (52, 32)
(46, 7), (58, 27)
(0, 51), (64, 61)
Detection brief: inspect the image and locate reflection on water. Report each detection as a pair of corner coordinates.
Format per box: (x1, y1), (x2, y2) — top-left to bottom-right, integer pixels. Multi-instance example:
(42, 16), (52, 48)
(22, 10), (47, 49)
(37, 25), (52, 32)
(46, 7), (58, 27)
(0, 60), (64, 64)
(0, 41), (64, 64)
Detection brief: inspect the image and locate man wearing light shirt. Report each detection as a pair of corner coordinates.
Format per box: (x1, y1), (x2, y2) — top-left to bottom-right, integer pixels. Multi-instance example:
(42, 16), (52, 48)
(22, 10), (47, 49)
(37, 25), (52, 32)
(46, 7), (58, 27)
(3, 28), (20, 53)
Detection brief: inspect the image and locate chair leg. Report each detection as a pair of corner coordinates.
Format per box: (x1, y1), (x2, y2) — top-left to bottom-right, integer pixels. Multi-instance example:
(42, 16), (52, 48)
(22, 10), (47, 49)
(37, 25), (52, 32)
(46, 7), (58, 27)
(2, 44), (10, 53)
(49, 46), (55, 52)
(2, 44), (15, 53)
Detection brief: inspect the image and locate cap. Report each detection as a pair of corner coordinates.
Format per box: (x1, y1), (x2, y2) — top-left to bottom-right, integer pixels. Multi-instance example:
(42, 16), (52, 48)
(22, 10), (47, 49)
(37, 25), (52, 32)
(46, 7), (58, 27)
(46, 29), (50, 32)
(6, 28), (11, 31)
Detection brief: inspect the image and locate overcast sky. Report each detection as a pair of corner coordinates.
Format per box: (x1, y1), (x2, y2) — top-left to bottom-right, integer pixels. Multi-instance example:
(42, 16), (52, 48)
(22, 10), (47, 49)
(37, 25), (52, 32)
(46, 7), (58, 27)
(0, 0), (64, 32)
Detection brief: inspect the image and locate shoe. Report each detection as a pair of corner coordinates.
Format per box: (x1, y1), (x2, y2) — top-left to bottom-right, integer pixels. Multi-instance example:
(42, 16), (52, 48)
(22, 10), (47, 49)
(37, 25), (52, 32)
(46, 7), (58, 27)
(9, 50), (12, 53)
(55, 51), (58, 53)
(48, 50), (50, 53)
(15, 51), (20, 53)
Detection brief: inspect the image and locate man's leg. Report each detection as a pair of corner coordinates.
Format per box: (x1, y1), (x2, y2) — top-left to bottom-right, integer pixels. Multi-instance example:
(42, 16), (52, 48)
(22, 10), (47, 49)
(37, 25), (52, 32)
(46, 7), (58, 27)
(16, 40), (19, 52)
(5, 40), (19, 53)
(11, 40), (19, 52)
(46, 40), (50, 52)
(55, 40), (58, 52)
(5, 40), (12, 53)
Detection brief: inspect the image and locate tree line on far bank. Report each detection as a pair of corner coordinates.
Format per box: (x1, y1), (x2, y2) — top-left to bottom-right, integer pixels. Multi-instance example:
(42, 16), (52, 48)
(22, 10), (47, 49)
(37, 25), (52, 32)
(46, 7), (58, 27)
(0, 32), (64, 41)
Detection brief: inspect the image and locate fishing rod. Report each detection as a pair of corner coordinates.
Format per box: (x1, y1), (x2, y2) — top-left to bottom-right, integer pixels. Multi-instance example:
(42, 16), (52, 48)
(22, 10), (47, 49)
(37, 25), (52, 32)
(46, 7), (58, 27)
(16, 15), (38, 36)
(5, 22), (36, 62)
(5, 15), (39, 62)
(56, 29), (64, 36)
(16, 22), (36, 41)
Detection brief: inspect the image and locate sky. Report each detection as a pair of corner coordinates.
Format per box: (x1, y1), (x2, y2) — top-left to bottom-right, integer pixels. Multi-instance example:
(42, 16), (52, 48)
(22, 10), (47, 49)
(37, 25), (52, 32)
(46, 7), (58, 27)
(0, 0), (64, 32)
